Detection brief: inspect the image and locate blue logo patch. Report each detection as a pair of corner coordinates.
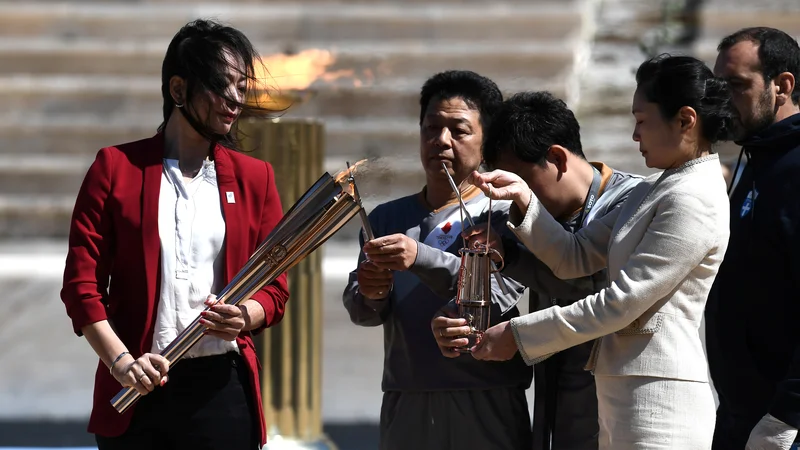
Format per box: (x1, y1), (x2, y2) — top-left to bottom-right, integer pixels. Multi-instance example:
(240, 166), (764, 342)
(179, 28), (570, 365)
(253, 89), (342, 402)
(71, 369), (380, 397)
(740, 189), (758, 218)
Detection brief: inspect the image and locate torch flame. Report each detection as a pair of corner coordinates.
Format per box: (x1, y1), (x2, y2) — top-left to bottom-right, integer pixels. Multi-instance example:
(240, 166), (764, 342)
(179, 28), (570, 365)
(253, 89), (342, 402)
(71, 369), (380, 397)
(250, 49), (362, 109)
(334, 159), (368, 185)
(256, 49), (336, 91)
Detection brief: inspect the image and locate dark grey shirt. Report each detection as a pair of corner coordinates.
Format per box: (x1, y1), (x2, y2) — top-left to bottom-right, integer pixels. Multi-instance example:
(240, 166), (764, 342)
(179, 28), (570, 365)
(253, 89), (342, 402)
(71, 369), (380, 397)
(342, 191), (532, 392)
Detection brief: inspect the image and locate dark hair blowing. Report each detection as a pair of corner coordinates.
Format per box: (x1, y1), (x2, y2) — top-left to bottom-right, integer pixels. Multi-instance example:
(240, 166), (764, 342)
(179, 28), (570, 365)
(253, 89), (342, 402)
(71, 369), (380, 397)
(418, 70), (503, 131)
(483, 91), (585, 168)
(159, 19), (277, 150)
(718, 27), (800, 105)
(636, 54), (735, 144)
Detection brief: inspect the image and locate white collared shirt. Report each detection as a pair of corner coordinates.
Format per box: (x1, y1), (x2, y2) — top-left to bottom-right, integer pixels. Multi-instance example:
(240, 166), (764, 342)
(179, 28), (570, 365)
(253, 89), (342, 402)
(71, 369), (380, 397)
(151, 158), (238, 358)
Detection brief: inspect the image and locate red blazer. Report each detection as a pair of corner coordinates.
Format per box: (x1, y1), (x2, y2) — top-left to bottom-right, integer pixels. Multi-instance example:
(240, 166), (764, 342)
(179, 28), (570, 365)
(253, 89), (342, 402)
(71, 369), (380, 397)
(60, 134), (289, 445)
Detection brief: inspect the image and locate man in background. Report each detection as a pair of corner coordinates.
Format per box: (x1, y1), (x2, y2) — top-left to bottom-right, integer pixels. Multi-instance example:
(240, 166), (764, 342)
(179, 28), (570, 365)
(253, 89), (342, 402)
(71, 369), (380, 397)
(707, 27), (800, 450)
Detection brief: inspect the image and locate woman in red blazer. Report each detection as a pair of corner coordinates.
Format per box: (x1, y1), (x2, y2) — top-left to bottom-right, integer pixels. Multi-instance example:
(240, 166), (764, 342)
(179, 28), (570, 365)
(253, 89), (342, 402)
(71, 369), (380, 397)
(60, 20), (289, 450)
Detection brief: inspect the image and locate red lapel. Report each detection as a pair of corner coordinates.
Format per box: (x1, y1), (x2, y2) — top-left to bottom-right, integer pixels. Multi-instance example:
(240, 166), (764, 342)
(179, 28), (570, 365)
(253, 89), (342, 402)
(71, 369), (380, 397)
(213, 144), (245, 285)
(140, 134), (165, 354)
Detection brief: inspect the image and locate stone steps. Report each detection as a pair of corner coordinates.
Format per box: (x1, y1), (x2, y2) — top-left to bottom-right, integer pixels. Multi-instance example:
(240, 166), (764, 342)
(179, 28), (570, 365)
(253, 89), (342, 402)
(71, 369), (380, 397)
(0, 38), (578, 79)
(692, 4), (800, 65)
(0, 113), (422, 156)
(0, 194), (77, 237)
(0, 153), (423, 196)
(0, 155), (92, 195)
(0, 74), (569, 126)
(691, 2), (800, 167)
(0, 0), (591, 237)
(6, 0), (545, 4)
(0, 2), (584, 42)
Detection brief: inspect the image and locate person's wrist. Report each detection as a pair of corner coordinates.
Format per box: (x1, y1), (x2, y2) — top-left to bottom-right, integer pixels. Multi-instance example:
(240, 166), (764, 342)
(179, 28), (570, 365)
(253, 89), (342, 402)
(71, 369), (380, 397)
(109, 350), (130, 374)
(238, 304), (251, 331)
(513, 189), (532, 215)
(111, 354), (136, 380)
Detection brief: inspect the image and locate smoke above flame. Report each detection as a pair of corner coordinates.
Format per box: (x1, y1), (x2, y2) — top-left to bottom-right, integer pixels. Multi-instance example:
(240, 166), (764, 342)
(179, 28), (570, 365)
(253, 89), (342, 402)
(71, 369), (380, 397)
(250, 49), (373, 108)
(333, 159), (368, 184)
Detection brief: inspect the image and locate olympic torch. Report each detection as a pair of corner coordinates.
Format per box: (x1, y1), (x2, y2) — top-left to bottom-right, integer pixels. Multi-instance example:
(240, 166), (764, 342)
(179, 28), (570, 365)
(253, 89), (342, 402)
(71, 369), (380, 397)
(111, 161), (370, 414)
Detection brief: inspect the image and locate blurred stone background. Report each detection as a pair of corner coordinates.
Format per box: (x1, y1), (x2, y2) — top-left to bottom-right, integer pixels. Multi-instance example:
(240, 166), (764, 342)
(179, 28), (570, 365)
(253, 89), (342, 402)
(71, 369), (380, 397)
(0, 0), (797, 448)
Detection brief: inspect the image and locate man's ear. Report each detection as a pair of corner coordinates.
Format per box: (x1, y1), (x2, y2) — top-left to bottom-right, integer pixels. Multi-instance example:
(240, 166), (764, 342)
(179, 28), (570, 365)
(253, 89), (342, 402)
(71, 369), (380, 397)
(547, 145), (570, 173)
(775, 71), (796, 108)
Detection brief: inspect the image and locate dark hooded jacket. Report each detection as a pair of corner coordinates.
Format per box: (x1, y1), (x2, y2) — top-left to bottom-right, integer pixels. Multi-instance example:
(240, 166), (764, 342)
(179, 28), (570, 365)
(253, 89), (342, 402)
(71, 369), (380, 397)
(706, 113), (800, 429)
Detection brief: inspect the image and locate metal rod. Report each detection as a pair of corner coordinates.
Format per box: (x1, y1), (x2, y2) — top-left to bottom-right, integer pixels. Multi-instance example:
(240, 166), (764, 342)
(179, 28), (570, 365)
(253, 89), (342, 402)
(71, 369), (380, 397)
(442, 163), (477, 230)
(347, 161), (375, 242)
(441, 163), (509, 295)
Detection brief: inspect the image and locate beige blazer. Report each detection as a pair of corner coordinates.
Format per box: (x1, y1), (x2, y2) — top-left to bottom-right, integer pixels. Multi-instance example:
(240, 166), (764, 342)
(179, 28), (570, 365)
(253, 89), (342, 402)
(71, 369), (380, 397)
(508, 154), (729, 382)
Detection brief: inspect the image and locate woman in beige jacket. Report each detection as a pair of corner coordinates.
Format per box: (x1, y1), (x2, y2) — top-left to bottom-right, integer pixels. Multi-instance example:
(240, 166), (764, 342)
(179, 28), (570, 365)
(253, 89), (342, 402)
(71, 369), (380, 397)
(467, 55), (734, 448)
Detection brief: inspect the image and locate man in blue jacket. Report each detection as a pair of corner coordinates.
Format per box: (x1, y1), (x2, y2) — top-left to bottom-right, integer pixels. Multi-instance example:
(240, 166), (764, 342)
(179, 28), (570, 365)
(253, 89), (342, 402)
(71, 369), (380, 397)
(707, 27), (800, 450)
(342, 70), (531, 450)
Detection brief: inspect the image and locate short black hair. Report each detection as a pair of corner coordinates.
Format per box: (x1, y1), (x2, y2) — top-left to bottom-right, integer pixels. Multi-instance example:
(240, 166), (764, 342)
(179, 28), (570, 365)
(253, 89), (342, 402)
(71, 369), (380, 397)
(418, 70), (503, 131)
(718, 27), (800, 105)
(636, 54), (735, 144)
(483, 91), (585, 168)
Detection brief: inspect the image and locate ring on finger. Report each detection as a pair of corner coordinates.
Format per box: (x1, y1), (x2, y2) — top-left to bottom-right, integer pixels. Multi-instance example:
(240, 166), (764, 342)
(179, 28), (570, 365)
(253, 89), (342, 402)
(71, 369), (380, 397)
(138, 373), (148, 383)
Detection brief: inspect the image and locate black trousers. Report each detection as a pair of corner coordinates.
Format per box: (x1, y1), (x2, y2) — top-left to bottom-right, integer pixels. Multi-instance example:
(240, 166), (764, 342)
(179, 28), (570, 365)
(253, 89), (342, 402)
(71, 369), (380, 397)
(379, 388), (532, 450)
(96, 352), (258, 450)
(532, 341), (599, 450)
(712, 399), (800, 449)
(711, 404), (758, 450)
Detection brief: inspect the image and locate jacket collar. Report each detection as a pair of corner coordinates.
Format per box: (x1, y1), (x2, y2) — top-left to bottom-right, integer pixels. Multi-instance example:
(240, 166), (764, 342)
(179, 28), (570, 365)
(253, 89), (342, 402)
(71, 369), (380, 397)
(737, 113), (800, 152)
(662, 153), (720, 177)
